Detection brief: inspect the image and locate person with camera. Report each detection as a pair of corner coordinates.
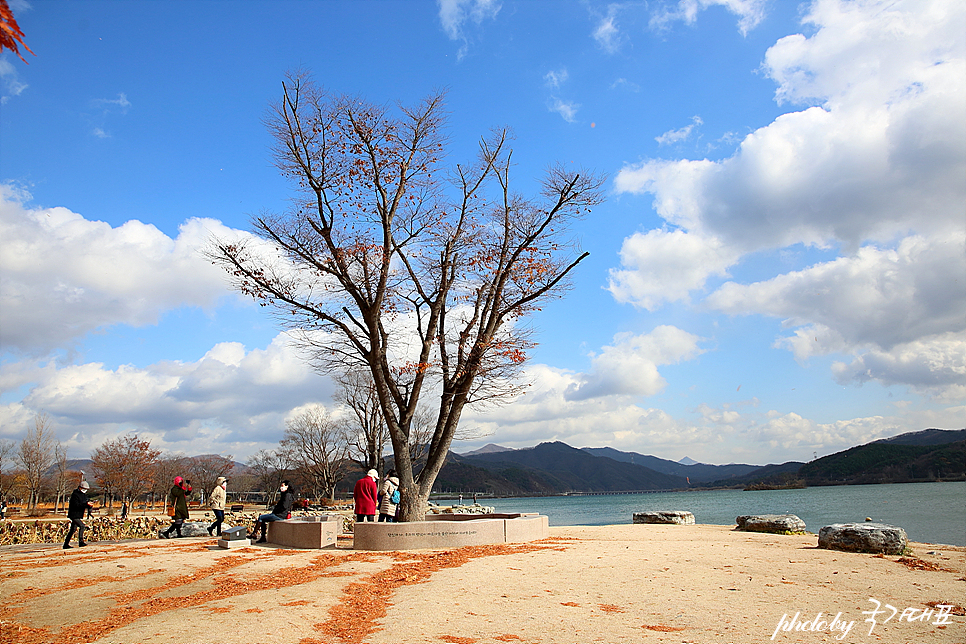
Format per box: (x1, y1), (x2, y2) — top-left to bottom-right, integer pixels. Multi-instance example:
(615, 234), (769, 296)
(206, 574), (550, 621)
(160, 476), (192, 538)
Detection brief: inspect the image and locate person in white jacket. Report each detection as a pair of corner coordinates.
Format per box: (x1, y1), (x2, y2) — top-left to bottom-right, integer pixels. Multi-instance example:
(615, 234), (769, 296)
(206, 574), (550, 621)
(378, 475), (400, 522)
(207, 476), (227, 537)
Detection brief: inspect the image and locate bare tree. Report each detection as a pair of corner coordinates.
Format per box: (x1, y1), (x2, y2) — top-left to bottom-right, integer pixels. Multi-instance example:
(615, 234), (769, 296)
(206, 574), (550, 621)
(246, 448), (292, 506)
(186, 454), (235, 503)
(17, 413), (59, 509)
(334, 369), (389, 476)
(52, 444), (76, 514)
(91, 435), (162, 509)
(151, 454), (190, 511)
(280, 405), (351, 502)
(0, 438), (15, 499)
(208, 73), (605, 520)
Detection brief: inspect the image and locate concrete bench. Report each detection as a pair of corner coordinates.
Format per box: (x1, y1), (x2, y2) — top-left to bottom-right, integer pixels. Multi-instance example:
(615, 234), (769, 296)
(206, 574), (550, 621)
(352, 513), (549, 551)
(266, 515), (340, 549)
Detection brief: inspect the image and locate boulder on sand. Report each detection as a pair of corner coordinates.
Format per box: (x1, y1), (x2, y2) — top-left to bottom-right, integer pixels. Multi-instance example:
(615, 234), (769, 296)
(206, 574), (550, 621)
(633, 511), (695, 525)
(818, 522), (908, 555)
(735, 514), (806, 534)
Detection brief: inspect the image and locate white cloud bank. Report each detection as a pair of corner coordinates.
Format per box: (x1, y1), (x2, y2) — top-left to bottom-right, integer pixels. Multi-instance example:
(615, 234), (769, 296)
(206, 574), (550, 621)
(0, 185), (249, 355)
(0, 333), (336, 459)
(609, 0), (966, 400)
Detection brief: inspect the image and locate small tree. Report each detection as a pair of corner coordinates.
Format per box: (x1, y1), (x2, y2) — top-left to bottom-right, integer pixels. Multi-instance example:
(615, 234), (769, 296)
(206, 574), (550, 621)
(280, 405), (351, 502)
(334, 369), (389, 477)
(208, 74), (604, 520)
(186, 454), (235, 502)
(0, 438), (15, 500)
(91, 435), (162, 509)
(17, 413), (58, 509)
(246, 448), (292, 506)
(52, 445), (75, 514)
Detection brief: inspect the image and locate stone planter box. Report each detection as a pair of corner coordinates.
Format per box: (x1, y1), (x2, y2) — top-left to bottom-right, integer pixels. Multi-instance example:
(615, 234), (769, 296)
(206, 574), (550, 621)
(352, 513), (549, 551)
(632, 511), (695, 525)
(264, 515), (340, 549)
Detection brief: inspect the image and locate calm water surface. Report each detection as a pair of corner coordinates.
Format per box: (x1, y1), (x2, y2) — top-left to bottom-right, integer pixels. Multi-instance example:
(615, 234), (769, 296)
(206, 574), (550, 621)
(481, 482), (965, 546)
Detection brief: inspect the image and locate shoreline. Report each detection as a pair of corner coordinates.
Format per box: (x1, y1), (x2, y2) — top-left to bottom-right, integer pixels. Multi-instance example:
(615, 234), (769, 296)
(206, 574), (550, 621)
(1, 523), (962, 644)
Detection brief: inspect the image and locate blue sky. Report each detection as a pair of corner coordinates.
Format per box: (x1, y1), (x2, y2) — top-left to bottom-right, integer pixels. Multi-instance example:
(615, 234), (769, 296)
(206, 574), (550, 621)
(1, 0), (963, 466)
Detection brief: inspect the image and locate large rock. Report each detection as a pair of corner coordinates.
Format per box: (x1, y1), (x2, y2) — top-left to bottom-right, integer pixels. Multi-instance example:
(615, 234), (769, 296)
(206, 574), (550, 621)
(818, 522), (908, 555)
(735, 514), (807, 534)
(633, 511), (695, 525)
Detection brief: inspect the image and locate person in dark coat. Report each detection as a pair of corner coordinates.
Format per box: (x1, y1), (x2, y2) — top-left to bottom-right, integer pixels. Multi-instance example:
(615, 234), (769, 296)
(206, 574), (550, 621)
(252, 480), (295, 544)
(160, 476), (192, 538)
(64, 481), (93, 548)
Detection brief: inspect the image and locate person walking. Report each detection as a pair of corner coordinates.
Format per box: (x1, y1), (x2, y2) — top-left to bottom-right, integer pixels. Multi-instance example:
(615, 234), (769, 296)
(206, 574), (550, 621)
(378, 475), (400, 522)
(120, 501), (128, 520)
(252, 480), (295, 544)
(160, 476), (192, 538)
(64, 481), (93, 549)
(207, 476), (227, 537)
(353, 469), (379, 523)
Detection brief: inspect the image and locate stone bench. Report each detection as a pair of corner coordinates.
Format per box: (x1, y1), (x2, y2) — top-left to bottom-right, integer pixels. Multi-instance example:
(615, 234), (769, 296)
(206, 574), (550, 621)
(735, 514), (807, 534)
(633, 511), (695, 525)
(818, 522), (908, 555)
(352, 513), (549, 551)
(266, 515), (340, 549)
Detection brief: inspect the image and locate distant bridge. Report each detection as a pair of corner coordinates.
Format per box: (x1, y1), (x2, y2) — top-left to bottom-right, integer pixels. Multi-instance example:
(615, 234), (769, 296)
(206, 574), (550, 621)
(562, 489), (680, 496)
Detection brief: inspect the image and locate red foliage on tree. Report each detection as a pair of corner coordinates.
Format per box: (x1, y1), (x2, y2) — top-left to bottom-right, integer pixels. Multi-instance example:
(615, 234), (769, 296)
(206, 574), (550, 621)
(0, 0), (34, 64)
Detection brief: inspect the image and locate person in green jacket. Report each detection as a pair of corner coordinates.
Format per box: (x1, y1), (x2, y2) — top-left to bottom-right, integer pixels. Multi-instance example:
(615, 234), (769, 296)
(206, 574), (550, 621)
(160, 476), (192, 538)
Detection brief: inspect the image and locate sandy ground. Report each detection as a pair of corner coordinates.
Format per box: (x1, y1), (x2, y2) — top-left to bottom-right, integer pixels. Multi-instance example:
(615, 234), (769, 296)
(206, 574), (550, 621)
(0, 524), (962, 644)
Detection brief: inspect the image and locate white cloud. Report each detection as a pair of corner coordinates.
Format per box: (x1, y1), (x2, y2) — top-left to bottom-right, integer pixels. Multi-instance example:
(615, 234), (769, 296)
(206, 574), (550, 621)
(92, 92), (132, 111)
(650, 0), (768, 36)
(607, 228), (740, 310)
(655, 115), (703, 145)
(543, 68), (569, 89)
(831, 333), (966, 403)
(610, 0), (966, 396)
(463, 358), (965, 463)
(566, 325), (706, 400)
(592, 5), (623, 53)
(0, 56), (28, 103)
(0, 185), (254, 355)
(438, 0), (501, 59)
(548, 97), (580, 123)
(709, 236), (966, 351)
(0, 333), (336, 458)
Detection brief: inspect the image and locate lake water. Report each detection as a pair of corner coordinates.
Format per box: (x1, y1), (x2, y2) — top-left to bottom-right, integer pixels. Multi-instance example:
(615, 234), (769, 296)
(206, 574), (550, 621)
(479, 482), (966, 546)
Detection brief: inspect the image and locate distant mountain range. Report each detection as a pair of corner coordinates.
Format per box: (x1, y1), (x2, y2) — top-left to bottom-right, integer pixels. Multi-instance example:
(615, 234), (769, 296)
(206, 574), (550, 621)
(49, 429), (964, 496)
(433, 428), (964, 495)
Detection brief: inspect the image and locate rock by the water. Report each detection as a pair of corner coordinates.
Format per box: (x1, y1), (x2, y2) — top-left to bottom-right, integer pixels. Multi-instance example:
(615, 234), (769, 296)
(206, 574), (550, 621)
(633, 511), (695, 525)
(818, 522), (908, 555)
(735, 514), (806, 534)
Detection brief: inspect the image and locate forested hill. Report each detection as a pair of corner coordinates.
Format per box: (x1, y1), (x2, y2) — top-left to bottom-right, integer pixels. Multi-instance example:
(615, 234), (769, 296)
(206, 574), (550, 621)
(432, 429), (964, 495)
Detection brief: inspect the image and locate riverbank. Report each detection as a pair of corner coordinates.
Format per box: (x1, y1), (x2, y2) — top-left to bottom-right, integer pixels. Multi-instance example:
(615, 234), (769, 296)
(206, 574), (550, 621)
(1, 523), (962, 644)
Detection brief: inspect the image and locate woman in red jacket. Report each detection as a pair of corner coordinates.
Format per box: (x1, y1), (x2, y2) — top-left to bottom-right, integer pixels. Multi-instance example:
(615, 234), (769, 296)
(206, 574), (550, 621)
(353, 469), (379, 522)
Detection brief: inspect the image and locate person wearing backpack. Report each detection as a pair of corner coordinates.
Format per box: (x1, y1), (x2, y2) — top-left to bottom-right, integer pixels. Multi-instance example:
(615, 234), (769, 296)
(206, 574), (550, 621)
(378, 474), (400, 522)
